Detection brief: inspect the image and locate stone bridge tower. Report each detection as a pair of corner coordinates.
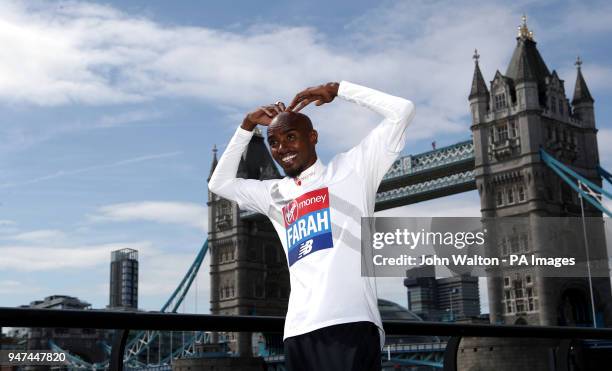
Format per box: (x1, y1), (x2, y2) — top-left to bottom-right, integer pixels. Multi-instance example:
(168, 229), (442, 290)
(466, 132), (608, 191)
(207, 128), (289, 356)
(469, 16), (611, 328)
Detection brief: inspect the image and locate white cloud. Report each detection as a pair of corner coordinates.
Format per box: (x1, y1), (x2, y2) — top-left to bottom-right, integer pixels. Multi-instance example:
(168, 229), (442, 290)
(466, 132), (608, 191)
(0, 1), (333, 106)
(0, 1), (145, 105)
(8, 229), (65, 243)
(0, 0), (525, 151)
(91, 201), (207, 232)
(0, 0), (608, 156)
(0, 241), (152, 271)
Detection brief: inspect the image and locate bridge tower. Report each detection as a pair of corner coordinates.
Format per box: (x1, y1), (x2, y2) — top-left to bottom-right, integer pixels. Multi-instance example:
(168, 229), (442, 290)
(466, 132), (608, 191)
(469, 16), (611, 328)
(207, 129), (289, 356)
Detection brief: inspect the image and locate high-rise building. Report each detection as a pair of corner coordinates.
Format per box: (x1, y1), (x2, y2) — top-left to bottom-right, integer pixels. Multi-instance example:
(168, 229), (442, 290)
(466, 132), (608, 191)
(436, 276), (480, 320)
(404, 265), (480, 321)
(109, 248), (139, 309)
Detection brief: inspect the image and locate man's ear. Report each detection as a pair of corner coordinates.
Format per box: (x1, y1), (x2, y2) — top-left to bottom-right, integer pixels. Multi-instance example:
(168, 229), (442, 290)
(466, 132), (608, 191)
(310, 130), (318, 145)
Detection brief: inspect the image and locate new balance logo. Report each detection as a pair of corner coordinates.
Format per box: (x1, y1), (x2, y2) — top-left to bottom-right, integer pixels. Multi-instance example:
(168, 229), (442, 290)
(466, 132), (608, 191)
(297, 239), (314, 259)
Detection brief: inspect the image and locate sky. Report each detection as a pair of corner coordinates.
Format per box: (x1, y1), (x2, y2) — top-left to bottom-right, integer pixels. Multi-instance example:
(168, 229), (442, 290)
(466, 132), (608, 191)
(1, 0), (611, 318)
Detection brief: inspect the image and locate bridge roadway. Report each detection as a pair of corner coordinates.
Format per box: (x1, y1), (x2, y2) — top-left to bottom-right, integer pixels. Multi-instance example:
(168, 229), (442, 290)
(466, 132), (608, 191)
(376, 139), (475, 210)
(240, 138), (476, 218)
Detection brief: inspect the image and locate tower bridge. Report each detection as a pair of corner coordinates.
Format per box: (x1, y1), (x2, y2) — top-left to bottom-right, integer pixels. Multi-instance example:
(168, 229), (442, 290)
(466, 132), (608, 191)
(206, 15), (612, 370)
(49, 16), (611, 370)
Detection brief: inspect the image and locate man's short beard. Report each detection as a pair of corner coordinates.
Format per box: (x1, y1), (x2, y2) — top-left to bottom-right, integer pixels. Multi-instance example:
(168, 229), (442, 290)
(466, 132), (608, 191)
(284, 167), (301, 178)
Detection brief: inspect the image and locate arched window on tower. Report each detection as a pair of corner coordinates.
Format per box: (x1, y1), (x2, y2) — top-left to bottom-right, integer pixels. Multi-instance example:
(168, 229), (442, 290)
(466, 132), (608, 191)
(496, 190), (504, 206)
(495, 93), (507, 110)
(509, 119), (518, 138)
(506, 188), (514, 204)
(497, 124), (508, 142)
(518, 186), (526, 202)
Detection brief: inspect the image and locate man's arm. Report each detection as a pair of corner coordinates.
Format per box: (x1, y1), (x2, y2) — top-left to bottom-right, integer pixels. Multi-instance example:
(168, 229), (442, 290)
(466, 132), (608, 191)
(287, 81), (414, 153)
(287, 82), (340, 112)
(288, 81), (415, 211)
(337, 81), (415, 153)
(208, 103), (285, 214)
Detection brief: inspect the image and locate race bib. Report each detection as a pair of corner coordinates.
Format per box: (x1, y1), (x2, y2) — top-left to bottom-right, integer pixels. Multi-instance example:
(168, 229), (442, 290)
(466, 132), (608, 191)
(282, 187), (334, 266)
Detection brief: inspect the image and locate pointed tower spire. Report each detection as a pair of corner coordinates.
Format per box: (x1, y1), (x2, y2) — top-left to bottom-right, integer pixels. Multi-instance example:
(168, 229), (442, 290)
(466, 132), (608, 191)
(513, 45), (537, 83)
(469, 49), (489, 100)
(207, 144), (218, 182)
(517, 14), (534, 41)
(469, 49), (489, 124)
(572, 56), (594, 104)
(506, 15), (549, 85)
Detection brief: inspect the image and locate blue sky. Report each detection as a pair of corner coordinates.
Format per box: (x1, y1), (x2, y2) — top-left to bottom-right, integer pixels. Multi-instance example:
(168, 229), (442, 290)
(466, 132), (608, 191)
(1, 0), (611, 315)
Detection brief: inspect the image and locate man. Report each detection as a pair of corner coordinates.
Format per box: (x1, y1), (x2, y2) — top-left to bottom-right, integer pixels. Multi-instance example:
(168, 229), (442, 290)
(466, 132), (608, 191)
(209, 81), (415, 370)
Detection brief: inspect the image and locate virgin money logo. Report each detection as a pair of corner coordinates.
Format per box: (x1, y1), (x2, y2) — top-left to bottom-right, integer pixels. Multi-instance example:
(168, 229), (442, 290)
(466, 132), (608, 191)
(284, 200), (298, 224)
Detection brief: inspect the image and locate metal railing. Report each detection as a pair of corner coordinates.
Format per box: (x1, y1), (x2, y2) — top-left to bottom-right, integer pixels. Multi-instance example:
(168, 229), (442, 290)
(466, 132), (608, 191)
(2, 307), (612, 370)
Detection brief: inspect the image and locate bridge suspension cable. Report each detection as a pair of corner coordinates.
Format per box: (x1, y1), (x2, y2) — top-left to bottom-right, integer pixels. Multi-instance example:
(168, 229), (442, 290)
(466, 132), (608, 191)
(598, 165), (612, 187)
(541, 148), (610, 328)
(540, 149), (611, 217)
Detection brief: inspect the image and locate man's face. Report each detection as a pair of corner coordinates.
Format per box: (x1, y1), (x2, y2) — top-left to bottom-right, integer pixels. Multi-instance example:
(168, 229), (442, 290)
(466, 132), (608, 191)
(267, 112), (317, 178)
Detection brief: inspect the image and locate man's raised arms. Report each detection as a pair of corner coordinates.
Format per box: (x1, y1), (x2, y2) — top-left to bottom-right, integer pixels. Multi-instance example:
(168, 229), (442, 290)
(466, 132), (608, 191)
(287, 82), (340, 112)
(241, 102), (286, 131)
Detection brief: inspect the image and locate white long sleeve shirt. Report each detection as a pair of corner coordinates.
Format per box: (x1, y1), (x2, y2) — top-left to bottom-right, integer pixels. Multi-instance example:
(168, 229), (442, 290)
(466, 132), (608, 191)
(209, 81), (415, 347)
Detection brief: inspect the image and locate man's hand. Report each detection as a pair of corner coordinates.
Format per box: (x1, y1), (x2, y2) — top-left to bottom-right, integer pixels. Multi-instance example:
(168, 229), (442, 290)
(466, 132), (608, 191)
(287, 82), (340, 112)
(241, 102), (286, 131)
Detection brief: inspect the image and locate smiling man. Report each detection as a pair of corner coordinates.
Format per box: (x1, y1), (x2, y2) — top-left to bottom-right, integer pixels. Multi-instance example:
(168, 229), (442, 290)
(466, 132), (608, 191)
(209, 81), (415, 371)
(267, 110), (317, 179)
